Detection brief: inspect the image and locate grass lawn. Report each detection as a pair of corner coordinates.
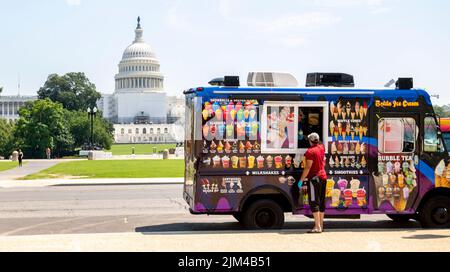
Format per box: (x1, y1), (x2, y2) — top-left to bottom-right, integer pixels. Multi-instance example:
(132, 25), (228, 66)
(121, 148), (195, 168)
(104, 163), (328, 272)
(23, 159), (184, 180)
(0, 162), (18, 172)
(107, 144), (177, 155)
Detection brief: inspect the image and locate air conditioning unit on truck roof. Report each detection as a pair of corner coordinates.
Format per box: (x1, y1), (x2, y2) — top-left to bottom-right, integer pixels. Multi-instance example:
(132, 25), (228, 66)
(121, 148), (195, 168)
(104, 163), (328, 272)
(247, 72), (299, 87)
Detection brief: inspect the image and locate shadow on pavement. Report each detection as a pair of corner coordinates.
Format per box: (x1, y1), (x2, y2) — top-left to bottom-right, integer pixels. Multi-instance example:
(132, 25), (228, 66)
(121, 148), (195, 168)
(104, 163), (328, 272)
(402, 234), (450, 240)
(136, 220), (422, 235)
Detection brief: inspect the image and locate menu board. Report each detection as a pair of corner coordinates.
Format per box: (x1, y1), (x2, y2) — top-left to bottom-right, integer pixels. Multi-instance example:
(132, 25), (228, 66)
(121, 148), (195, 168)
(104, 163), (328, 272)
(326, 100), (369, 175)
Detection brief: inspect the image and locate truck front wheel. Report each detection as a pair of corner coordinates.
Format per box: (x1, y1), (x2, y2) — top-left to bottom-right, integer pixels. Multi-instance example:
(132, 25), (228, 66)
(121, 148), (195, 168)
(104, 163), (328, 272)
(241, 199), (285, 230)
(418, 196), (450, 228)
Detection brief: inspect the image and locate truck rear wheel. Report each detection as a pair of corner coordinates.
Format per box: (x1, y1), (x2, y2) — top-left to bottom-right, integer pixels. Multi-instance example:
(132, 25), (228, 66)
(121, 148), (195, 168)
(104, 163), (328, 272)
(418, 196), (450, 228)
(241, 199), (285, 230)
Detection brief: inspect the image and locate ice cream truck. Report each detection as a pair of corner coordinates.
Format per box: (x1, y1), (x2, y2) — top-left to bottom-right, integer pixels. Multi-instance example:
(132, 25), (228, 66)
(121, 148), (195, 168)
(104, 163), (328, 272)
(183, 74), (450, 229)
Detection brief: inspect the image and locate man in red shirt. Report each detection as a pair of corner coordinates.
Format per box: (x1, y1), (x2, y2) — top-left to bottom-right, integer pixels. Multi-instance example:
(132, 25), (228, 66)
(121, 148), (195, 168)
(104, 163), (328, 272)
(299, 133), (327, 233)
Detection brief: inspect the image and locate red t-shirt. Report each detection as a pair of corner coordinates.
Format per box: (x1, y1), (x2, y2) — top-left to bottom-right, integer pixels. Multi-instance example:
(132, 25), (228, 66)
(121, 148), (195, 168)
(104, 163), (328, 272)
(304, 144), (327, 180)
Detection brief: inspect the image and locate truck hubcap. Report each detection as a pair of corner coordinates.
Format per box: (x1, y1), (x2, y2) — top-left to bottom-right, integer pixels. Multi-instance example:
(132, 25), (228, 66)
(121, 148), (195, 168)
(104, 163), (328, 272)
(432, 207), (449, 225)
(255, 209), (275, 228)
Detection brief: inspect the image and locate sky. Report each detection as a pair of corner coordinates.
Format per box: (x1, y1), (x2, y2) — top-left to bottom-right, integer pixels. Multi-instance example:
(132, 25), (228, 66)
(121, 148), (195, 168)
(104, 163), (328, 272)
(0, 0), (450, 104)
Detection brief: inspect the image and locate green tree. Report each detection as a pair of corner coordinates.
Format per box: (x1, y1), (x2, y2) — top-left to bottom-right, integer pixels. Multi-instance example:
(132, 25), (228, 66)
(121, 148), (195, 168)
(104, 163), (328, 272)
(0, 119), (16, 158)
(14, 99), (74, 158)
(433, 105), (450, 118)
(37, 73), (101, 111)
(65, 110), (114, 150)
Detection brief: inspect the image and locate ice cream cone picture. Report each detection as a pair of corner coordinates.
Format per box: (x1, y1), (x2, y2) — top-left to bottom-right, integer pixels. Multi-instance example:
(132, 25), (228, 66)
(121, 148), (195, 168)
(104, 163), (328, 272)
(244, 109), (250, 120)
(351, 130), (355, 141)
(338, 122), (343, 135)
(355, 142), (361, 155)
(355, 102), (360, 119)
(355, 125), (360, 136)
(342, 111), (347, 120)
(363, 101), (368, 117)
(203, 124), (210, 138)
(345, 157), (351, 167)
(359, 126), (364, 140)
(342, 131), (347, 139)
(346, 101), (351, 116)
(343, 142), (349, 155)
(351, 112), (356, 120)
(329, 156), (335, 168)
(204, 102), (212, 110)
(212, 102), (220, 112)
(236, 109), (244, 122)
(227, 101), (234, 111)
(337, 102), (343, 118)
(333, 108), (339, 120)
(360, 107), (364, 120)
(331, 142), (337, 155)
(224, 141), (232, 153)
(230, 109), (237, 121)
(361, 143), (366, 155)
(363, 126), (368, 136)
(202, 109), (209, 120)
(334, 127), (339, 140)
(216, 109), (223, 121)
(330, 121), (335, 135)
(335, 156), (340, 167)
(330, 102), (336, 116)
(217, 141), (224, 153)
(361, 157), (367, 168)
(337, 142), (343, 155)
(249, 109), (257, 121)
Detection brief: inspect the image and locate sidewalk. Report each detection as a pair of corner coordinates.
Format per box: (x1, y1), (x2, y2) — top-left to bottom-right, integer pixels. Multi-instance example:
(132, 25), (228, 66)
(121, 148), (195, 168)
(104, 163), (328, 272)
(0, 177), (184, 188)
(1, 229), (449, 252)
(0, 160), (61, 180)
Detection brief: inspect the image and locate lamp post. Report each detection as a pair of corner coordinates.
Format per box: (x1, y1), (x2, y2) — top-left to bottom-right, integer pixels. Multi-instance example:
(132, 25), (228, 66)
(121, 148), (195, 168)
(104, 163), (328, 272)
(87, 106), (97, 150)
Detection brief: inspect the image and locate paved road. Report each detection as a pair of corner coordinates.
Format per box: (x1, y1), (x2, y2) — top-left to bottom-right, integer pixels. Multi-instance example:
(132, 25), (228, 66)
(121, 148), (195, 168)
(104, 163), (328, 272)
(0, 160), (60, 180)
(0, 183), (425, 236)
(1, 183), (449, 252)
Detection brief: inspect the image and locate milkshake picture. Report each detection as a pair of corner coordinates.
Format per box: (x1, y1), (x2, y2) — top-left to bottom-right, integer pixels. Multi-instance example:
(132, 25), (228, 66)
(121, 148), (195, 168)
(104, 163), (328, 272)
(266, 156), (274, 168)
(398, 173), (405, 188)
(275, 156), (283, 169)
(231, 156), (239, 169)
(331, 189), (341, 207)
(350, 178), (360, 197)
(226, 124), (234, 139)
(222, 156), (230, 168)
(331, 142), (337, 155)
(288, 176), (295, 186)
(386, 187), (393, 199)
(237, 122), (245, 139)
(357, 188), (367, 206)
(382, 173), (389, 186)
(338, 179), (348, 191)
(326, 179), (335, 197)
(202, 109), (209, 120)
(403, 186), (410, 200)
(344, 189), (353, 207)
(213, 155), (221, 168)
(378, 162), (385, 174)
(248, 156), (256, 169)
(285, 155), (293, 168)
(257, 156), (265, 169)
(378, 186), (386, 200)
(386, 161), (393, 174)
(239, 156), (247, 168)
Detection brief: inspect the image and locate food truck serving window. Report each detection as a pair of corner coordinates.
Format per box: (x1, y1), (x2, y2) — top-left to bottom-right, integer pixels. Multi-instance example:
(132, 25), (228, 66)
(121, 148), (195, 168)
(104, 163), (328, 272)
(378, 118), (416, 153)
(261, 101), (328, 154)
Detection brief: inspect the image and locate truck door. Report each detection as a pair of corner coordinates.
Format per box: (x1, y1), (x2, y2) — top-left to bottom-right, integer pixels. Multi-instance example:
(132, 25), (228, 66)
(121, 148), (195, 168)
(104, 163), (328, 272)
(373, 113), (420, 213)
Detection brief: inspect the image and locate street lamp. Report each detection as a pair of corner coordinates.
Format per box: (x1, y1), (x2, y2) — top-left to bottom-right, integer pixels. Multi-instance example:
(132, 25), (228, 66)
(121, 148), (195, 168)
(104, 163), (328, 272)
(87, 106), (98, 150)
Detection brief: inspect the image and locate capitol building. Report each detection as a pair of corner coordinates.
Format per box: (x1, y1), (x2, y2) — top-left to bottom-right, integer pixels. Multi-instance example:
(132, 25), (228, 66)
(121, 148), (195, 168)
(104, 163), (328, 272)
(97, 17), (184, 144)
(1, 17), (184, 144)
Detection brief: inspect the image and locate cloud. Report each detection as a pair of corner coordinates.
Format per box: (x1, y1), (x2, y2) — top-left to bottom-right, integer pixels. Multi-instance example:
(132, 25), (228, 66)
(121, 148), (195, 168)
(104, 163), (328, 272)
(66, 0), (81, 6)
(265, 12), (342, 32)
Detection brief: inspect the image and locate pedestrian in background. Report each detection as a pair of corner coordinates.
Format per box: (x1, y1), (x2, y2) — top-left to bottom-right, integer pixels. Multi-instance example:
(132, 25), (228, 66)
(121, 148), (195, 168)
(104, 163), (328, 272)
(18, 149), (24, 167)
(299, 133), (327, 234)
(46, 147), (51, 160)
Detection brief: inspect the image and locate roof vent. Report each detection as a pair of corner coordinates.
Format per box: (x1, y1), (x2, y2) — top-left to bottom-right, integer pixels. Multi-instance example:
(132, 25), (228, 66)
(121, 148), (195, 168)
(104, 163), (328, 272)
(208, 77), (224, 86)
(223, 76), (240, 87)
(247, 72), (298, 87)
(306, 73), (354, 87)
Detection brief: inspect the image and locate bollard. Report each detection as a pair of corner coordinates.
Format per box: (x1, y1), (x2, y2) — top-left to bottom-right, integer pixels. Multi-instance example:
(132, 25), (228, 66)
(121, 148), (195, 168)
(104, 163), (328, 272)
(88, 151), (94, 160)
(153, 147), (157, 154)
(163, 149), (169, 160)
(132, 147), (135, 155)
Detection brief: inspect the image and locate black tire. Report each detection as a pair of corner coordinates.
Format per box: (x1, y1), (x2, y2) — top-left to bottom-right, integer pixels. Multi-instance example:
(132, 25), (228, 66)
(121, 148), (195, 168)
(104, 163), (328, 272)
(241, 199), (285, 230)
(418, 196), (450, 228)
(387, 214), (413, 223)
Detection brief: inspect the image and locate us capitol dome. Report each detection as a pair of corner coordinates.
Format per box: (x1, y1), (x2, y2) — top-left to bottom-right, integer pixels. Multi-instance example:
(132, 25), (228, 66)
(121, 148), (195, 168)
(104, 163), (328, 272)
(97, 17), (184, 144)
